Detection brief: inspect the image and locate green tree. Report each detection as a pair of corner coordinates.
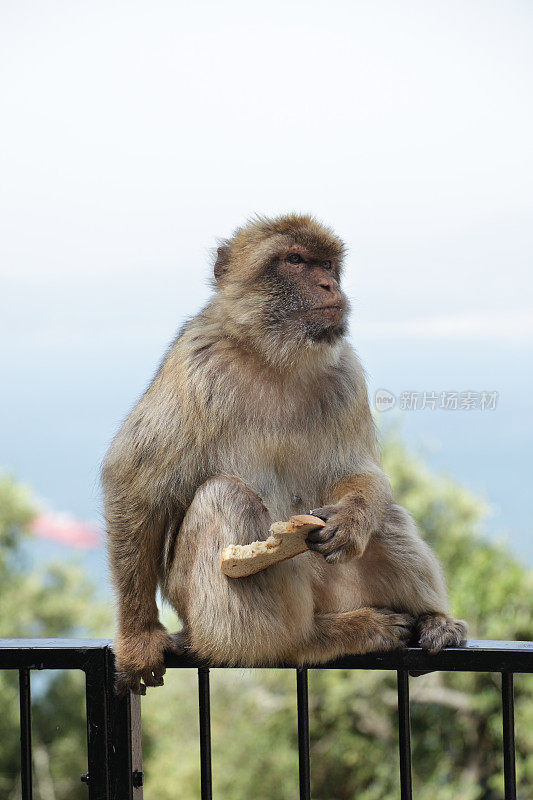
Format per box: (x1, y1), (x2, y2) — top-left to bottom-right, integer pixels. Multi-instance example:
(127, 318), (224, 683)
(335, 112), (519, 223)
(0, 473), (112, 800)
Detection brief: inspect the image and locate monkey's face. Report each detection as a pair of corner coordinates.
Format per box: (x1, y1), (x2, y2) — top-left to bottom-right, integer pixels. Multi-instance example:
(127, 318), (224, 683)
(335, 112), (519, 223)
(214, 214), (349, 365)
(263, 246), (349, 344)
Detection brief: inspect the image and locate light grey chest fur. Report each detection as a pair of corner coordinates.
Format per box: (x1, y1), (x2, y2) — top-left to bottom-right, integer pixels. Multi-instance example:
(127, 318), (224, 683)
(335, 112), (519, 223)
(204, 343), (364, 519)
(216, 413), (359, 521)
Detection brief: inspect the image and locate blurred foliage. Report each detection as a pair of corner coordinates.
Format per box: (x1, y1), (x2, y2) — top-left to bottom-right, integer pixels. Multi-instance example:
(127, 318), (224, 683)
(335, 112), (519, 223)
(1, 435), (532, 799)
(0, 473), (112, 800)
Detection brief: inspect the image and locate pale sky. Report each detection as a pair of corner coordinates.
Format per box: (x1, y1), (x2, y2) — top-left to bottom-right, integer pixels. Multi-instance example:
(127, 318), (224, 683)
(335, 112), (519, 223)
(1, 0), (532, 351)
(1, 1), (532, 554)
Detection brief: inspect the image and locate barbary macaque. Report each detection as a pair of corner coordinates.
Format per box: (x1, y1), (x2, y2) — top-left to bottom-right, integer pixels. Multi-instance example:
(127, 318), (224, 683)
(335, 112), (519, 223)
(102, 213), (467, 695)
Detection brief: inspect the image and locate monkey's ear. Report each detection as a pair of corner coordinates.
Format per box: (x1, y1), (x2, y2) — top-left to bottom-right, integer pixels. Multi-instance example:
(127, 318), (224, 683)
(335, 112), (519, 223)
(214, 244), (230, 283)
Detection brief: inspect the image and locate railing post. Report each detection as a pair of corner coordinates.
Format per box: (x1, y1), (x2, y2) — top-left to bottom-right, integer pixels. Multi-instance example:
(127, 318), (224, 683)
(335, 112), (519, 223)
(501, 672), (516, 800)
(85, 647), (111, 800)
(397, 670), (413, 800)
(296, 668), (311, 800)
(84, 645), (143, 800)
(19, 668), (33, 800)
(198, 667), (213, 800)
(105, 647), (143, 800)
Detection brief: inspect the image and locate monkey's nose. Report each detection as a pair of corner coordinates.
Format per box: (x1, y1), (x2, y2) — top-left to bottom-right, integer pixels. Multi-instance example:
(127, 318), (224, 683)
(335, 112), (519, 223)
(318, 281), (343, 307)
(318, 278), (338, 293)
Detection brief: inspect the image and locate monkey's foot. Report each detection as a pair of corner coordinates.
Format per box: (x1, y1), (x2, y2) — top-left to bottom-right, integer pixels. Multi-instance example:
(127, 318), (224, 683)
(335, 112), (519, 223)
(416, 613), (468, 654)
(114, 625), (181, 695)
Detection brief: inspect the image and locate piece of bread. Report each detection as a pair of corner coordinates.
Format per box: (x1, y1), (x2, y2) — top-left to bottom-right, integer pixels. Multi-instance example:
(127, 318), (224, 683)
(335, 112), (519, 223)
(221, 514), (325, 578)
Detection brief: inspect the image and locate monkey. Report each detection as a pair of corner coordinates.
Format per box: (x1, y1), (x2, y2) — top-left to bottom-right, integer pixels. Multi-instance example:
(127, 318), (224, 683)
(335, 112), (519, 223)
(101, 213), (467, 695)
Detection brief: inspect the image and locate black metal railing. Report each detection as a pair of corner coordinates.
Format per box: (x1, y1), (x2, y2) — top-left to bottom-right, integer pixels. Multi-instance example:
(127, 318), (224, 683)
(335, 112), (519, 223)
(1, 638), (533, 800)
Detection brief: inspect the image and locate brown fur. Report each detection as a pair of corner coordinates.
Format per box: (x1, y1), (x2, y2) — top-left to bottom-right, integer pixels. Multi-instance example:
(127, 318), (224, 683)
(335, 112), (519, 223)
(102, 213), (467, 694)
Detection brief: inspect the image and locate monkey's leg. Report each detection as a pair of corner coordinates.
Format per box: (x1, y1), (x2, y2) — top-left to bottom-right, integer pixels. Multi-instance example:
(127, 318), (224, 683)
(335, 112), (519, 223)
(354, 503), (467, 652)
(292, 607), (414, 665)
(165, 475), (317, 666)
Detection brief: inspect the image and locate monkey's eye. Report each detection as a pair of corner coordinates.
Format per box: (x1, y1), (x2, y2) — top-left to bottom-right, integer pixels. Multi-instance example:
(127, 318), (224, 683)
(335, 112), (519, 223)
(286, 253), (304, 264)
(321, 260), (332, 270)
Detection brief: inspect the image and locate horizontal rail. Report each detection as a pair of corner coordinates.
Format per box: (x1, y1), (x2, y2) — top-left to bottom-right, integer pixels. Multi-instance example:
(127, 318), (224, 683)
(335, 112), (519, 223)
(1, 639), (533, 672)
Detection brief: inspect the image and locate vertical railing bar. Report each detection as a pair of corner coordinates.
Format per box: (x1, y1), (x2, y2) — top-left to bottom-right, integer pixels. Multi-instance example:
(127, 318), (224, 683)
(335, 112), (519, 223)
(296, 668), (311, 800)
(85, 651), (111, 800)
(19, 668), (33, 800)
(198, 667), (213, 800)
(502, 672), (517, 800)
(397, 669), (413, 800)
(104, 645), (142, 799)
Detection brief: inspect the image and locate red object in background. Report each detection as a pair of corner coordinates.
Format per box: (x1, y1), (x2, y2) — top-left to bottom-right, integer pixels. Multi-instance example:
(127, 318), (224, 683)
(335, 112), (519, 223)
(31, 512), (102, 549)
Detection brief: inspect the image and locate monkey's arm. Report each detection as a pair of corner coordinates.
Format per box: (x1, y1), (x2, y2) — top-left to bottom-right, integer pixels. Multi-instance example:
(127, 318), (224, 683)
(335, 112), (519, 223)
(102, 454), (184, 695)
(306, 368), (393, 564)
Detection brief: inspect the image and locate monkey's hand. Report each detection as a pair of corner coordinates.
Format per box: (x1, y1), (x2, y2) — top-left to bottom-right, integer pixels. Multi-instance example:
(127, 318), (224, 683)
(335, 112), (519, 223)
(113, 623), (186, 696)
(306, 500), (372, 564)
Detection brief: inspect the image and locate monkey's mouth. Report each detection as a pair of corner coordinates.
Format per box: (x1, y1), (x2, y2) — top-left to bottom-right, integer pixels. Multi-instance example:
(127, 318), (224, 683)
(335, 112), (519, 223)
(303, 305), (345, 320)
(287, 305), (346, 331)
